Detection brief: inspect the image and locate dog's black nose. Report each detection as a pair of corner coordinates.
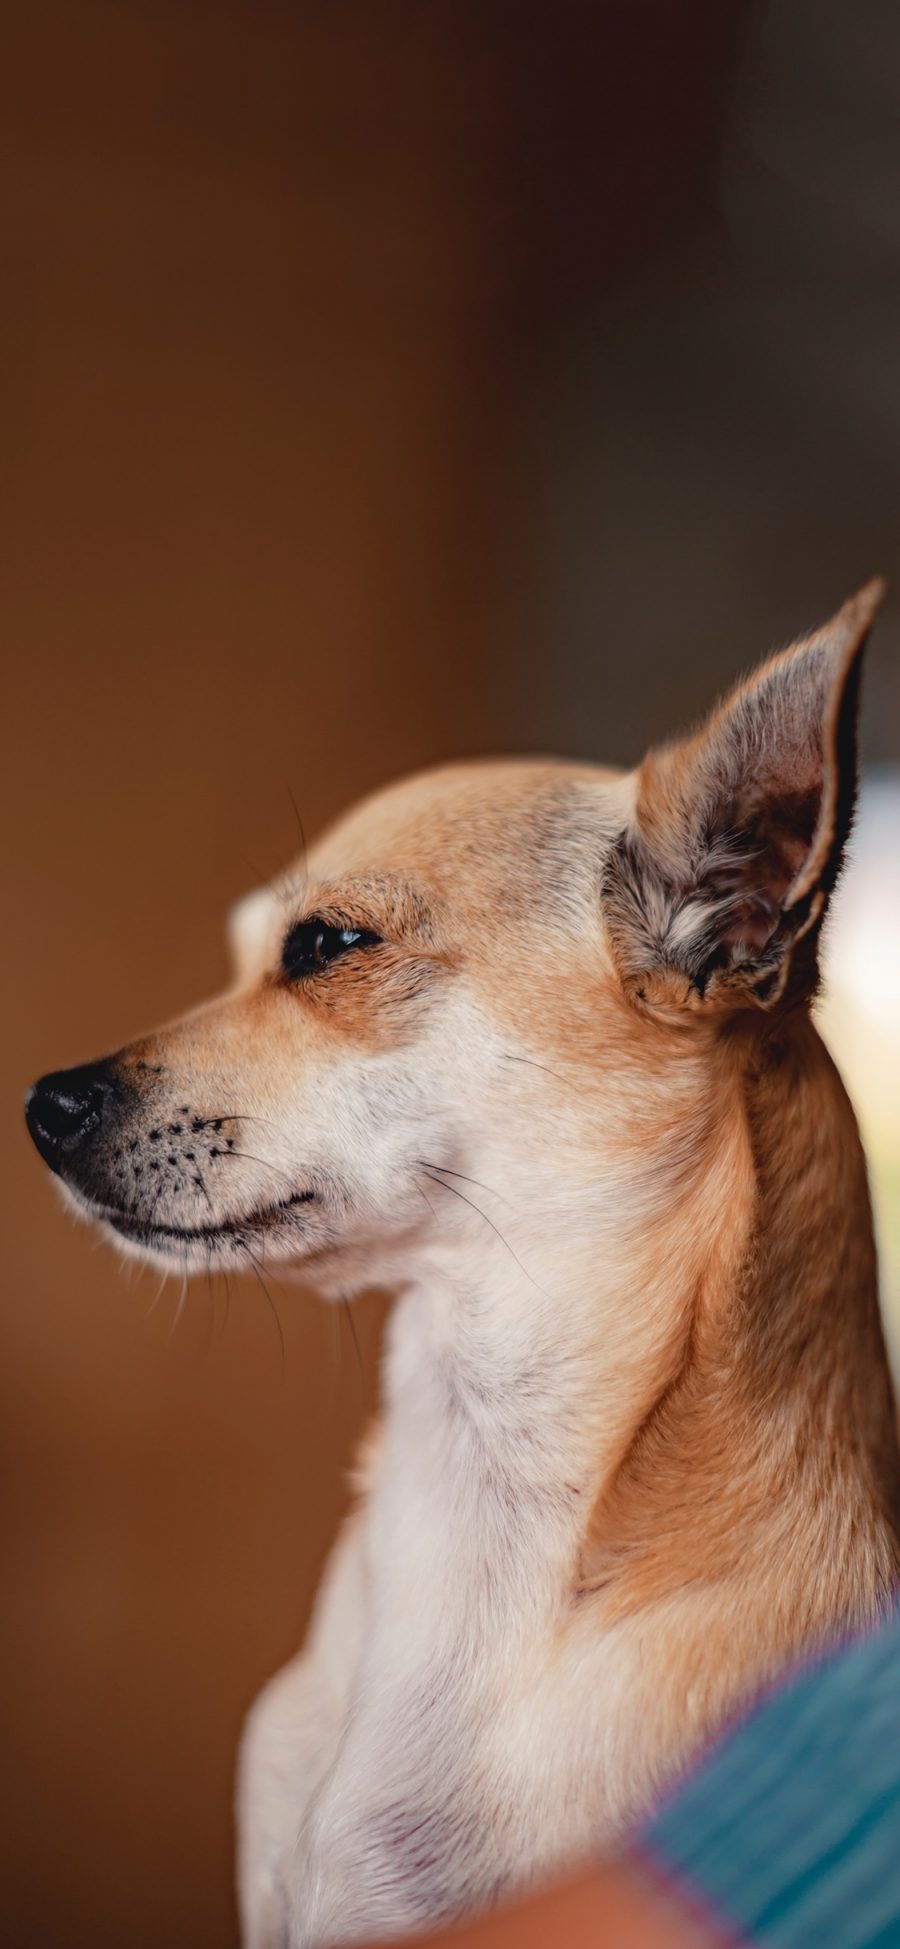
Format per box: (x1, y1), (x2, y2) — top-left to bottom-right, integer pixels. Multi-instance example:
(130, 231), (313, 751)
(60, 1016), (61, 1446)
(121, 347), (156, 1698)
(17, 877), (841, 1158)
(25, 1060), (117, 1172)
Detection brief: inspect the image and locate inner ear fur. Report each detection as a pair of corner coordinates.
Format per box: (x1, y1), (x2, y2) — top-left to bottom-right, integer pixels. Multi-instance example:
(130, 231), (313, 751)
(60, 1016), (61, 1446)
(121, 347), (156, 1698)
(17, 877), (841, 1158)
(604, 579), (885, 1013)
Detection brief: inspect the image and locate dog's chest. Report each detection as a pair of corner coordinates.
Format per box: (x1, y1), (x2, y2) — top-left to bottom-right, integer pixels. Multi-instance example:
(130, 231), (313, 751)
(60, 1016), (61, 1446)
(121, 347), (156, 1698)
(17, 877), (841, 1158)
(290, 1625), (626, 1947)
(287, 1315), (643, 1943)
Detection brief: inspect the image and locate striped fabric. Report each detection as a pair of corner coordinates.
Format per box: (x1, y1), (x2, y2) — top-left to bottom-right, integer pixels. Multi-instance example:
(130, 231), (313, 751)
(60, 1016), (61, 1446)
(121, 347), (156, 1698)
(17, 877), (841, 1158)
(641, 1596), (900, 1948)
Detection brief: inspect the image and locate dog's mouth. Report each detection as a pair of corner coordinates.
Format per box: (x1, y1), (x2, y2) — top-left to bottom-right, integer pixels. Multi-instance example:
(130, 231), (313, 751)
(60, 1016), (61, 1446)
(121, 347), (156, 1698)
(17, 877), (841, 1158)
(84, 1187), (315, 1258)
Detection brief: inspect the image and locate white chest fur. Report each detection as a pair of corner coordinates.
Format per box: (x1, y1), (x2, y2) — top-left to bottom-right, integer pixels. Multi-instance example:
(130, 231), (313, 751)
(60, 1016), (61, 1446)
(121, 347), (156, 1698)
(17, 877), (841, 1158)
(270, 1283), (657, 1948)
(292, 1627), (626, 1948)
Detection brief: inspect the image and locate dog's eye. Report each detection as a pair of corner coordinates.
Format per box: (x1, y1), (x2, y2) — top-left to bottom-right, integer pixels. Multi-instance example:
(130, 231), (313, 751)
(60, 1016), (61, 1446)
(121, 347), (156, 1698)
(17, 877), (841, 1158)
(281, 919), (380, 980)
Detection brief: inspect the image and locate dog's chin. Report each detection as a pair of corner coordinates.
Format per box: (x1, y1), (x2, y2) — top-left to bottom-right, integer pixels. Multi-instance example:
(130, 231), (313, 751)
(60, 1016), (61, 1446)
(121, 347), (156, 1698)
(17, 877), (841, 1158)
(54, 1176), (319, 1276)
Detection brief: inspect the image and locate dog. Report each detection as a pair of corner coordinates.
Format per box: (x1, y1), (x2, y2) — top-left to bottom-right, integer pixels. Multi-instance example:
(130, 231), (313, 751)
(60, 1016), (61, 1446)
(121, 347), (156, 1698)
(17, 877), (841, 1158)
(26, 582), (900, 1948)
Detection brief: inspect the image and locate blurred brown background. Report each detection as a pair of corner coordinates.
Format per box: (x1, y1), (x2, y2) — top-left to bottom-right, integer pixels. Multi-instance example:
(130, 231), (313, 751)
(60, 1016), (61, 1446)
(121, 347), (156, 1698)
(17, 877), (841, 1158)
(3, 5), (900, 1946)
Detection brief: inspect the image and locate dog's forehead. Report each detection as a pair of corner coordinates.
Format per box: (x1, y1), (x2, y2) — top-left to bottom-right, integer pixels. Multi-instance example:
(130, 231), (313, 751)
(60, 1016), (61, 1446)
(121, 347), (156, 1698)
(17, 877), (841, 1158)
(309, 759), (629, 888)
(228, 760), (631, 978)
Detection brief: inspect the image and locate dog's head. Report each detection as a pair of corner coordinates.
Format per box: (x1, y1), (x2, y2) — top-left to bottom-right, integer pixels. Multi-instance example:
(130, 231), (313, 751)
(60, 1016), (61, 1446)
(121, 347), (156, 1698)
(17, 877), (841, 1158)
(25, 582), (882, 1291)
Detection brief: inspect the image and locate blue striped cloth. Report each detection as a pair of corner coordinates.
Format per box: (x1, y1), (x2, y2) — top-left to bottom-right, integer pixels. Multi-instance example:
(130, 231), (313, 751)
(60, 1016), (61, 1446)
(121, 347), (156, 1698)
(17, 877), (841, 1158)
(642, 1596), (900, 1947)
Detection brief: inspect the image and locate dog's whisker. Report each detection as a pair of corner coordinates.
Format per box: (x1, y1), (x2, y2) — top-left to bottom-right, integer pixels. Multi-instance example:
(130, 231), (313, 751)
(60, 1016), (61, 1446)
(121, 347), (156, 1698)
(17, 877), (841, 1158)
(168, 1270), (190, 1340)
(238, 852), (297, 911)
(502, 1052), (574, 1088)
(325, 1287), (343, 1415)
(220, 1149), (300, 1192)
(145, 1266), (170, 1319)
(418, 1169), (548, 1297)
(194, 1171), (216, 1216)
(413, 1179), (438, 1222)
(203, 1112), (280, 1133)
(240, 1239), (287, 1380)
(342, 1296), (363, 1381)
(417, 1160), (513, 1211)
(286, 785), (310, 887)
(201, 1240), (218, 1361)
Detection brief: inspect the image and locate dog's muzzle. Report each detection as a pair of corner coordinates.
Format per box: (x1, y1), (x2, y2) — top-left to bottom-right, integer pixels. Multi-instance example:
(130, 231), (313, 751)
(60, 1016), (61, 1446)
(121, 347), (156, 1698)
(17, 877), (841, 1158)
(25, 1060), (119, 1176)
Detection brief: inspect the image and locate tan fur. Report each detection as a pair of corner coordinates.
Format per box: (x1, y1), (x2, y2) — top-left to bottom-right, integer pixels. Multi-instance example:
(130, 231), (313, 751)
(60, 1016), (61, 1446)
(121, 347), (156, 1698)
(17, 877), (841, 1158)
(579, 1018), (899, 1608)
(26, 583), (900, 1946)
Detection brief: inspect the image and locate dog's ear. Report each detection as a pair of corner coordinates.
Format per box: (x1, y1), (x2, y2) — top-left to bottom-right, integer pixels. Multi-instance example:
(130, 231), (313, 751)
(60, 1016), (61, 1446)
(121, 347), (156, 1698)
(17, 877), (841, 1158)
(604, 579), (885, 1013)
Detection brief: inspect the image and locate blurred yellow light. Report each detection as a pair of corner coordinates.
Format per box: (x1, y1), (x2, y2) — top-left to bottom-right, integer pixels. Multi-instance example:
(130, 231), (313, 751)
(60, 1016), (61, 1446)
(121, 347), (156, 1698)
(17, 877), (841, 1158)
(817, 772), (900, 1364)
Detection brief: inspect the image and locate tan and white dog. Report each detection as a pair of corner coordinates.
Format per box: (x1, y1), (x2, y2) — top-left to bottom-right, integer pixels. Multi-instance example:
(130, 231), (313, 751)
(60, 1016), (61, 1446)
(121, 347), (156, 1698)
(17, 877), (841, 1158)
(26, 584), (900, 1948)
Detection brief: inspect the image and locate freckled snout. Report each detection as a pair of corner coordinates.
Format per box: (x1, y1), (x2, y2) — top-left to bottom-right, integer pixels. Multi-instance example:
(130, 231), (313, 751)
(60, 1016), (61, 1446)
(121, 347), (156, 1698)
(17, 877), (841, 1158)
(25, 1060), (119, 1175)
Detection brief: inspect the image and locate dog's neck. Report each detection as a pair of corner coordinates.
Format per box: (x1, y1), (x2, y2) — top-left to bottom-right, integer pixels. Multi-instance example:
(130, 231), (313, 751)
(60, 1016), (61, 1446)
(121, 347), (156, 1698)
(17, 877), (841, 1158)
(369, 1013), (900, 1656)
(583, 1013), (900, 1617)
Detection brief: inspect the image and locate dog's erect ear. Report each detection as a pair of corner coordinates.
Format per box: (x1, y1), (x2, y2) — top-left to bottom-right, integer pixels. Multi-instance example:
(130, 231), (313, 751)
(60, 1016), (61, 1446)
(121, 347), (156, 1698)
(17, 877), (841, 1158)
(604, 579), (885, 1012)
